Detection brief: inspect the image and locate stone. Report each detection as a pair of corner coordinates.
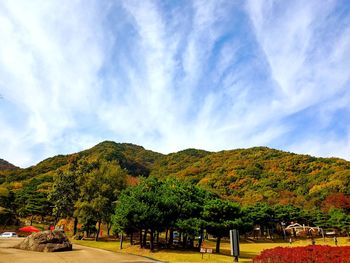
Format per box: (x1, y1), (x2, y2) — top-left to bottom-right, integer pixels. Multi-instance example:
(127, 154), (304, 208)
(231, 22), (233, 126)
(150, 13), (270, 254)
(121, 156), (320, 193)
(15, 229), (72, 252)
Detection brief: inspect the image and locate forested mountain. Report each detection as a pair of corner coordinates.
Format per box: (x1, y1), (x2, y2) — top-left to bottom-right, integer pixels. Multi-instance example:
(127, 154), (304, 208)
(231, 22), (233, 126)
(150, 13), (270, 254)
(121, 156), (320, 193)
(163, 147), (350, 209)
(0, 141), (349, 209)
(0, 158), (18, 171)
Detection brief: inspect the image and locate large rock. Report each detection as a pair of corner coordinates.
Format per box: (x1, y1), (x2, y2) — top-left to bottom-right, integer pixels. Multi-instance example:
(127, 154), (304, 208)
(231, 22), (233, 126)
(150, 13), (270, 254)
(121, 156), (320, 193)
(16, 229), (72, 252)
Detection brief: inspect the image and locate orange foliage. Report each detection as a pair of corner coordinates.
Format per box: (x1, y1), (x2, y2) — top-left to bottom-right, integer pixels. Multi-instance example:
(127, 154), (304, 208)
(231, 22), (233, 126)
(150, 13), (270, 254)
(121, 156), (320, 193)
(127, 176), (139, 186)
(12, 182), (23, 189)
(322, 193), (350, 212)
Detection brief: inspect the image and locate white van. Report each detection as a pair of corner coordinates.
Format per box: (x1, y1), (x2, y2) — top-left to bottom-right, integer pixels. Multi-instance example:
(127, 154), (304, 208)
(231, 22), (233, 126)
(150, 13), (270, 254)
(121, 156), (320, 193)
(0, 232), (18, 238)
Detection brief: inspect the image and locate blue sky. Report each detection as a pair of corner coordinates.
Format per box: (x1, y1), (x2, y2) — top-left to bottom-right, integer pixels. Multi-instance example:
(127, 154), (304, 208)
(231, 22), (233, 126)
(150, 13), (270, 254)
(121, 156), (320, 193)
(1, 0), (350, 167)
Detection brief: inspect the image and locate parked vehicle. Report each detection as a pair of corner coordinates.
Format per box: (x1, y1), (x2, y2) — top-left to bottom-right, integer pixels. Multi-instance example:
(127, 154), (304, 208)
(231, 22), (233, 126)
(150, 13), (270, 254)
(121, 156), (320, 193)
(0, 232), (18, 238)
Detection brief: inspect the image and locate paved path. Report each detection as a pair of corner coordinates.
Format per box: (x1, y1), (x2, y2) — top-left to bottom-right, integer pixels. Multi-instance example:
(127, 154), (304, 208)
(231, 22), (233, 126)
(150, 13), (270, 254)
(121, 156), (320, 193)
(0, 238), (157, 263)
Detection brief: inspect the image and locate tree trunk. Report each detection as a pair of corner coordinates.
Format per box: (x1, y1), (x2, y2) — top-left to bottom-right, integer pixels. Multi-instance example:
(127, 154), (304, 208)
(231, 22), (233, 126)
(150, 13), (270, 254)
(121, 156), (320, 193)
(73, 217), (78, 236)
(150, 229), (154, 251)
(216, 236), (221, 253)
(198, 228), (204, 249)
(130, 232), (133, 245)
(156, 231), (159, 245)
(169, 229), (173, 246)
(30, 215), (34, 226)
(2, 217), (9, 231)
(165, 228), (168, 246)
(182, 234), (187, 248)
(95, 221), (101, 241)
(107, 222), (112, 237)
(189, 238), (194, 248)
(139, 230), (143, 248)
(143, 230), (147, 248)
(120, 233), (123, 249)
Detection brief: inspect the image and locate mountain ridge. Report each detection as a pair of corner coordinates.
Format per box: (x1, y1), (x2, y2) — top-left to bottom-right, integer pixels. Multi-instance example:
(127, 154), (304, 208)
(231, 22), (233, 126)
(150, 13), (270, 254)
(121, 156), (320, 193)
(0, 158), (18, 171)
(1, 141), (349, 209)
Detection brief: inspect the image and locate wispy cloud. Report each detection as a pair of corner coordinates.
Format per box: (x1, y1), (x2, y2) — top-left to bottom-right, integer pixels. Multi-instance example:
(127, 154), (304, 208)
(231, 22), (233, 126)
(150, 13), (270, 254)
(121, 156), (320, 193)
(246, 0), (350, 157)
(0, 0), (349, 166)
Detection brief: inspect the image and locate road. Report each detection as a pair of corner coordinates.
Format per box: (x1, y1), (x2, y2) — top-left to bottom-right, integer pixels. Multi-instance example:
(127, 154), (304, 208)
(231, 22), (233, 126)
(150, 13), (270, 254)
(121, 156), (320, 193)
(0, 238), (157, 263)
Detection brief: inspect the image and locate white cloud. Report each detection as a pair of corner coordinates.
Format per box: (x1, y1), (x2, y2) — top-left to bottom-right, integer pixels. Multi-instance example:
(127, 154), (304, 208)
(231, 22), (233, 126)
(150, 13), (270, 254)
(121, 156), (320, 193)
(246, 0), (350, 159)
(0, 0), (350, 166)
(0, 0), (109, 166)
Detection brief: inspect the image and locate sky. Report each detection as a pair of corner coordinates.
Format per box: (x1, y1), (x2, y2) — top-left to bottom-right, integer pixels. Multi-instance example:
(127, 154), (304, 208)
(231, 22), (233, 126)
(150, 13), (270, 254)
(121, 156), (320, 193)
(1, 0), (350, 167)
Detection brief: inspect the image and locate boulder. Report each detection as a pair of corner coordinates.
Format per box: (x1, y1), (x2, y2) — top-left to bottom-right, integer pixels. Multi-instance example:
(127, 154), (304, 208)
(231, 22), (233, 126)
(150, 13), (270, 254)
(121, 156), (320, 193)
(16, 229), (72, 252)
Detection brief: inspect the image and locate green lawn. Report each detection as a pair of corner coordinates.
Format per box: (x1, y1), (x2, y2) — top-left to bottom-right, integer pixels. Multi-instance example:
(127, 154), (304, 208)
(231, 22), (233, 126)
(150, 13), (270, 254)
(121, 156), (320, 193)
(72, 237), (350, 262)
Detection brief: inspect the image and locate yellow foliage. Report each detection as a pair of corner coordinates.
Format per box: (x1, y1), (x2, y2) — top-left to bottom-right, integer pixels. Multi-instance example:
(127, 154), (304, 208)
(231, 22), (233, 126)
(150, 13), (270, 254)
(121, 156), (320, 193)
(309, 180), (343, 194)
(0, 186), (9, 197)
(11, 181), (23, 189)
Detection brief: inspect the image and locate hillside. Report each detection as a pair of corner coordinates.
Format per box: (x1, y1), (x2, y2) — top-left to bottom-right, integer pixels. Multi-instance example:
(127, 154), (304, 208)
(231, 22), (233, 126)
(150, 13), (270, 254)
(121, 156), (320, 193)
(0, 142), (349, 209)
(0, 158), (18, 171)
(167, 147), (350, 209)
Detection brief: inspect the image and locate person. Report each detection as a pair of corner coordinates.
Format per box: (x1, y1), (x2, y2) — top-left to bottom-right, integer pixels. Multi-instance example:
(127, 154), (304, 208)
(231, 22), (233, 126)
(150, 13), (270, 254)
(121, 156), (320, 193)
(311, 237), (315, 245)
(334, 236), (338, 246)
(289, 237), (292, 245)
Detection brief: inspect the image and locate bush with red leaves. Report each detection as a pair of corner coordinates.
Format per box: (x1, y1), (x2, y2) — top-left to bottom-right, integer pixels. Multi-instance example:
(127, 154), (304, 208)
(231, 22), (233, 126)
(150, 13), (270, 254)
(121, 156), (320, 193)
(253, 245), (350, 263)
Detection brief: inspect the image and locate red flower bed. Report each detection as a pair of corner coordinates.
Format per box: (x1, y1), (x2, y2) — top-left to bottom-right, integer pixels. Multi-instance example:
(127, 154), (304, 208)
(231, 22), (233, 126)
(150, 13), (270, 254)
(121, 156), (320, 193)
(253, 245), (350, 263)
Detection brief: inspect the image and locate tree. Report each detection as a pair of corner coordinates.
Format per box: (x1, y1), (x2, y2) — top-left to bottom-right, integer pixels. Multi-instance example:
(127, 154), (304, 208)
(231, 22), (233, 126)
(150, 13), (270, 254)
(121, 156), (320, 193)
(328, 208), (350, 234)
(15, 179), (52, 225)
(75, 160), (127, 240)
(202, 198), (242, 253)
(273, 205), (302, 238)
(113, 177), (210, 250)
(0, 186), (16, 227)
(113, 177), (163, 250)
(48, 169), (79, 233)
(243, 203), (273, 238)
(160, 179), (210, 248)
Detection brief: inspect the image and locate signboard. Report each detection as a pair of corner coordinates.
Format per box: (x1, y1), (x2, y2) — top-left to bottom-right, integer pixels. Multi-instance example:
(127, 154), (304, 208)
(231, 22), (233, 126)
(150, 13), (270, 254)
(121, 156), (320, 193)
(206, 248), (213, 254)
(200, 248), (206, 253)
(230, 229), (240, 261)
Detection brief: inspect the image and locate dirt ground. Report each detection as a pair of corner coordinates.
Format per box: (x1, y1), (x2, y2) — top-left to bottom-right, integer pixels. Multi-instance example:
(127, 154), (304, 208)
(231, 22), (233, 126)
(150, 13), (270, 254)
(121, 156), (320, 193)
(0, 238), (157, 263)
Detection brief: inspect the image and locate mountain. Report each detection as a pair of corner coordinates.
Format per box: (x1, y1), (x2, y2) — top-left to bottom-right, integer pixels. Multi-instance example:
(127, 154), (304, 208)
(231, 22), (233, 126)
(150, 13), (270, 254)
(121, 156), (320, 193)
(0, 141), (349, 209)
(0, 141), (162, 184)
(164, 147), (350, 209)
(0, 158), (18, 171)
(150, 148), (211, 177)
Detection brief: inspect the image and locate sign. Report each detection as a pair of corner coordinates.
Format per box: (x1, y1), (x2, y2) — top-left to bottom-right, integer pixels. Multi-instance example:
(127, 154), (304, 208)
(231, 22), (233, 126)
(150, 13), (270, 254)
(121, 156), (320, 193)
(200, 248), (206, 253)
(230, 229), (240, 262)
(206, 248), (213, 254)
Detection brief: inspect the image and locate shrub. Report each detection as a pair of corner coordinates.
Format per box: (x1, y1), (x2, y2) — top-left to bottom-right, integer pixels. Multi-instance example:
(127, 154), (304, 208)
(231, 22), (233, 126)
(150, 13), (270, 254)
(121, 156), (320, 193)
(253, 245), (350, 263)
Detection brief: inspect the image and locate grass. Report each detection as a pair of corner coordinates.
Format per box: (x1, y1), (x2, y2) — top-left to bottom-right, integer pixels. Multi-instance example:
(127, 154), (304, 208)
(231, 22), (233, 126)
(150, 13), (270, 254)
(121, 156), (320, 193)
(72, 237), (350, 262)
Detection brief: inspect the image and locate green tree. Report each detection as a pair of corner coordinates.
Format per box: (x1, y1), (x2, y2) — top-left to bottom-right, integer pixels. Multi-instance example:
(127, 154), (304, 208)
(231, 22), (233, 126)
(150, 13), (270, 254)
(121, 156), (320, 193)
(243, 203), (274, 238)
(160, 179), (209, 248)
(15, 179), (52, 225)
(0, 186), (16, 227)
(48, 168), (79, 234)
(75, 160), (127, 240)
(113, 177), (163, 250)
(328, 208), (350, 234)
(202, 198), (242, 253)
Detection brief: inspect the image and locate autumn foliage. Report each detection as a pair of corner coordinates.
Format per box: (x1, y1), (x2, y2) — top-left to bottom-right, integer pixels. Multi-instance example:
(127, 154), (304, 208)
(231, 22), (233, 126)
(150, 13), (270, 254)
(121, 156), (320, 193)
(322, 193), (350, 212)
(253, 245), (350, 263)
